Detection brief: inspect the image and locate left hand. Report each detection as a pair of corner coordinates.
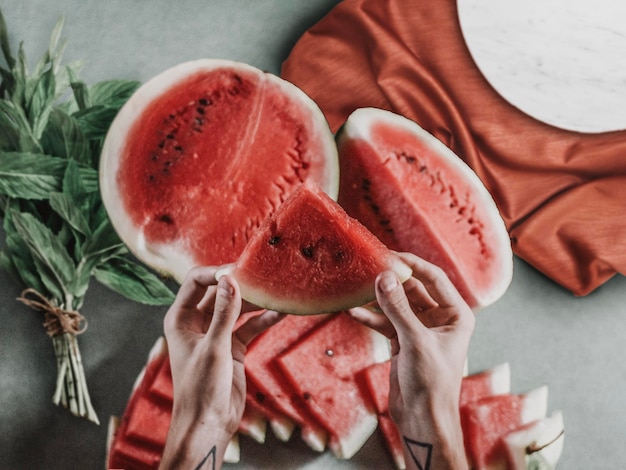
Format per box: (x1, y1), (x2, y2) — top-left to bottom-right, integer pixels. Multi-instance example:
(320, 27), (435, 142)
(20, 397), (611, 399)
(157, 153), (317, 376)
(160, 266), (285, 468)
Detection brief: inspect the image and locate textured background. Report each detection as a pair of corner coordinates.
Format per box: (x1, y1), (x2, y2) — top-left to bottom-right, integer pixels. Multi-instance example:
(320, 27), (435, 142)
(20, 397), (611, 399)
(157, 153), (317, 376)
(1, 1), (625, 468)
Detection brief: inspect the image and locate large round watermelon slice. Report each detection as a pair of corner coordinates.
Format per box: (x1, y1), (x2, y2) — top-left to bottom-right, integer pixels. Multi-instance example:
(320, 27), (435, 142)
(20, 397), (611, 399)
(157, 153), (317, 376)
(100, 59), (338, 281)
(336, 108), (513, 309)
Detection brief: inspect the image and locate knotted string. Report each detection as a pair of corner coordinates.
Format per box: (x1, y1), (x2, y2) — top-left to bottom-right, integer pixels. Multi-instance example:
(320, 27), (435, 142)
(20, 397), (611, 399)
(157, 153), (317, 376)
(17, 288), (87, 337)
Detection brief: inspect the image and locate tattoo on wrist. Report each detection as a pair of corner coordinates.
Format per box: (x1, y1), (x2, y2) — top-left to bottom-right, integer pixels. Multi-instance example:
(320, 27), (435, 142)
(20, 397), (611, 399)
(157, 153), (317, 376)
(403, 437), (433, 470)
(193, 445), (216, 470)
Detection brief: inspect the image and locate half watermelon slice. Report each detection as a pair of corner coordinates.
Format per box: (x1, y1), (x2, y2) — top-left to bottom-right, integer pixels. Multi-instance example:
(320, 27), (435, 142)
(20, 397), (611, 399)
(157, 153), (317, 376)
(100, 59), (338, 282)
(336, 107), (513, 309)
(219, 182), (411, 315)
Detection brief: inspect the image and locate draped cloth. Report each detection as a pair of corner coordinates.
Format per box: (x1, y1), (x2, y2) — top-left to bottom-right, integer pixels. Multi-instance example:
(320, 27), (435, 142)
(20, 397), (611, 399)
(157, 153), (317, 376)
(281, 0), (626, 296)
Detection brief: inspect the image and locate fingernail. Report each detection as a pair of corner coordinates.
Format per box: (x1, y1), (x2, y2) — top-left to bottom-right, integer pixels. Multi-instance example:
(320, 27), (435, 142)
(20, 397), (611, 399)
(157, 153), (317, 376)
(378, 272), (398, 294)
(218, 276), (234, 296)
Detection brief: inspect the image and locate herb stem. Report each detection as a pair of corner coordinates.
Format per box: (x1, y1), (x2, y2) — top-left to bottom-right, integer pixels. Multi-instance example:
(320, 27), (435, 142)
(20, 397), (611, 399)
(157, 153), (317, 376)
(51, 333), (99, 424)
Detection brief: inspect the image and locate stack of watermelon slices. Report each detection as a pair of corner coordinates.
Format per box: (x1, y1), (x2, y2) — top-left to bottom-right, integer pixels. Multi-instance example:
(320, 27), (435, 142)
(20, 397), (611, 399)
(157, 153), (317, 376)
(107, 330), (564, 469)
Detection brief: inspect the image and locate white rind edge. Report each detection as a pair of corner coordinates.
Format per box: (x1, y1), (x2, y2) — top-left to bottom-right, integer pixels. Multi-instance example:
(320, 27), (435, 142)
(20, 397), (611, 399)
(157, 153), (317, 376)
(488, 362), (511, 395)
(521, 385), (549, 425)
(504, 410), (565, 469)
(340, 107), (514, 309)
(99, 59), (338, 283)
(224, 433), (240, 463)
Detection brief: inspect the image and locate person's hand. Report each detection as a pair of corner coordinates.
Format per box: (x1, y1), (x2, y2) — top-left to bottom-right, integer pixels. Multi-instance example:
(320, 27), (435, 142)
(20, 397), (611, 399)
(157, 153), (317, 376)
(160, 266), (285, 469)
(349, 252), (474, 470)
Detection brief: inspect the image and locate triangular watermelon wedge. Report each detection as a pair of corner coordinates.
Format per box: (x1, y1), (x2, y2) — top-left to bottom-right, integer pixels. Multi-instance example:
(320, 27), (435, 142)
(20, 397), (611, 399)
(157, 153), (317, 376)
(218, 182), (411, 315)
(459, 362), (511, 408)
(245, 313), (331, 450)
(461, 386), (548, 469)
(275, 312), (390, 459)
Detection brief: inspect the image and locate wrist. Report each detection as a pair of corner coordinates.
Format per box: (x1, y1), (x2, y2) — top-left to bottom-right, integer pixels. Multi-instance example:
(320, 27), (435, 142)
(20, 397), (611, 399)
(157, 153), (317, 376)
(394, 394), (467, 470)
(160, 414), (234, 469)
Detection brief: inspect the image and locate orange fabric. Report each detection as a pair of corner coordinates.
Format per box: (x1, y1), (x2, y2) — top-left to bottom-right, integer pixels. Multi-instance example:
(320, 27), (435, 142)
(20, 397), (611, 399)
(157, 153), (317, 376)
(281, 0), (626, 296)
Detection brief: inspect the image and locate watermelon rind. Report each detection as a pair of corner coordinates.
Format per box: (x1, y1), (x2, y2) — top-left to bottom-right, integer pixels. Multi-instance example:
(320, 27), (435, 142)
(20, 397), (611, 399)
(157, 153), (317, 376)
(100, 59), (338, 282)
(337, 107), (513, 309)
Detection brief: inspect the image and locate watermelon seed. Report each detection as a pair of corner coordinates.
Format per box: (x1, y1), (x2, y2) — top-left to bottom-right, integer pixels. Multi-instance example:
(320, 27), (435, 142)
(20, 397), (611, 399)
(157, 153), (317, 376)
(158, 140), (165, 148)
(420, 165), (427, 172)
(197, 107), (205, 115)
(195, 117), (204, 126)
(158, 214), (174, 225)
(303, 392), (311, 400)
(166, 133), (175, 140)
(301, 246), (314, 258)
(362, 178), (371, 190)
(325, 349), (334, 357)
(268, 236), (281, 246)
(199, 98), (210, 106)
(255, 391), (266, 404)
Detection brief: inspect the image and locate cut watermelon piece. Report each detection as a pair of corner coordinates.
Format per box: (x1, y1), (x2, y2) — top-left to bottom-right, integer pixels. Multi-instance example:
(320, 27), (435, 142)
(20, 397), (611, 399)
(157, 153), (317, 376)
(460, 363), (511, 408)
(461, 386), (548, 469)
(125, 395), (172, 448)
(219, 182), (411, 315)
(363, 360), (391, 414)
(503, 411), (565, 470)
(100, 59), (338, 282)
(336, 107), (513, 309)
(245, 313), (330, 449)
(378, 414), (405, 470)
(276, 313), (390, 459)
(245, 379), (295, 442)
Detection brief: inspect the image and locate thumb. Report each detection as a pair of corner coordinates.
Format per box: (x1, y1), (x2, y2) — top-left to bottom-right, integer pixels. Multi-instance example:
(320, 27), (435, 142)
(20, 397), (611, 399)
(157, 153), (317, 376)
(375, 271), (422, 343)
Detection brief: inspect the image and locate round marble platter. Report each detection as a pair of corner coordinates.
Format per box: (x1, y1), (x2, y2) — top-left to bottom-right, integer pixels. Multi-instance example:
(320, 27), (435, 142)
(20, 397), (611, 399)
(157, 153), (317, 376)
(457, 0), (626, 133)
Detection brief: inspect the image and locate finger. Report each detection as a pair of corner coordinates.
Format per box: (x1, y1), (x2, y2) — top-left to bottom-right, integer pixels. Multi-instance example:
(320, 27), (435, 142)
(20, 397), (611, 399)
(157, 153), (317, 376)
(402, 277), (438, 311)
(235, 310), (287, 346)
(206, 275), (242, 344)
(172, 266), (219, 310)
(396, 252), (465, 308)
(347, 307), (396, 339)
(375, 271), (424, 342)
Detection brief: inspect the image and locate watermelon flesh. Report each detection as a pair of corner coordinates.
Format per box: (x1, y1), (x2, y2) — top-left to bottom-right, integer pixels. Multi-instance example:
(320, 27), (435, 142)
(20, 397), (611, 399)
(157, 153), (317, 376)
(460, 386), (548, 469)
(245, 313), (330, 450)
(459, 362), (511, 408)
(336, 107), (513, 309)
(100, 59), (338, 282)
(275, 312), (390, 459)
(220, 182), (411, 315)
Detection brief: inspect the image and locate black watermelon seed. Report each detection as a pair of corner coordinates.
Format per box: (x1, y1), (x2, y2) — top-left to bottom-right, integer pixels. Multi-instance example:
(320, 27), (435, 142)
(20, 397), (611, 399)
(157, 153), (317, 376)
(268, 236), (281, 246)
(301, 246), (314, 258)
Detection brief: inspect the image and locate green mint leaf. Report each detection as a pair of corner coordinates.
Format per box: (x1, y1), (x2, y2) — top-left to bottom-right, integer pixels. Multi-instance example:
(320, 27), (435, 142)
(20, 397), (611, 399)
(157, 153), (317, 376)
(73, 105), (120, 140)
(0, 151), (66, 198)
(70, 80), (90, 111)
(0, 7), (15, 69)
(94, 256), (175, 306)
(89, 80), (140, 108)
(49, 192), (91, 236)
(3, 206), (55, 296)
(41, 108), (89, 164)
(82, 217), (124, 259)
(11, 210), (76, 302)
(0, 100), (41, 152)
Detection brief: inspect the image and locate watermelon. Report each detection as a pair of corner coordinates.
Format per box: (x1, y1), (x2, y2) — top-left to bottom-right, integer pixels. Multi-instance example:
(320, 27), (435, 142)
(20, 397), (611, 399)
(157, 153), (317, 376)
(245, 313), (331, 450)
(503, 411), (565, 469)
(460, 386), (548, 469)
(336, 107), (513, 309)
(218, 182), (411, 315)
(459, 362), (511, 408)
(99, 59), (338, 282)
(275, 313), (390, 459)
